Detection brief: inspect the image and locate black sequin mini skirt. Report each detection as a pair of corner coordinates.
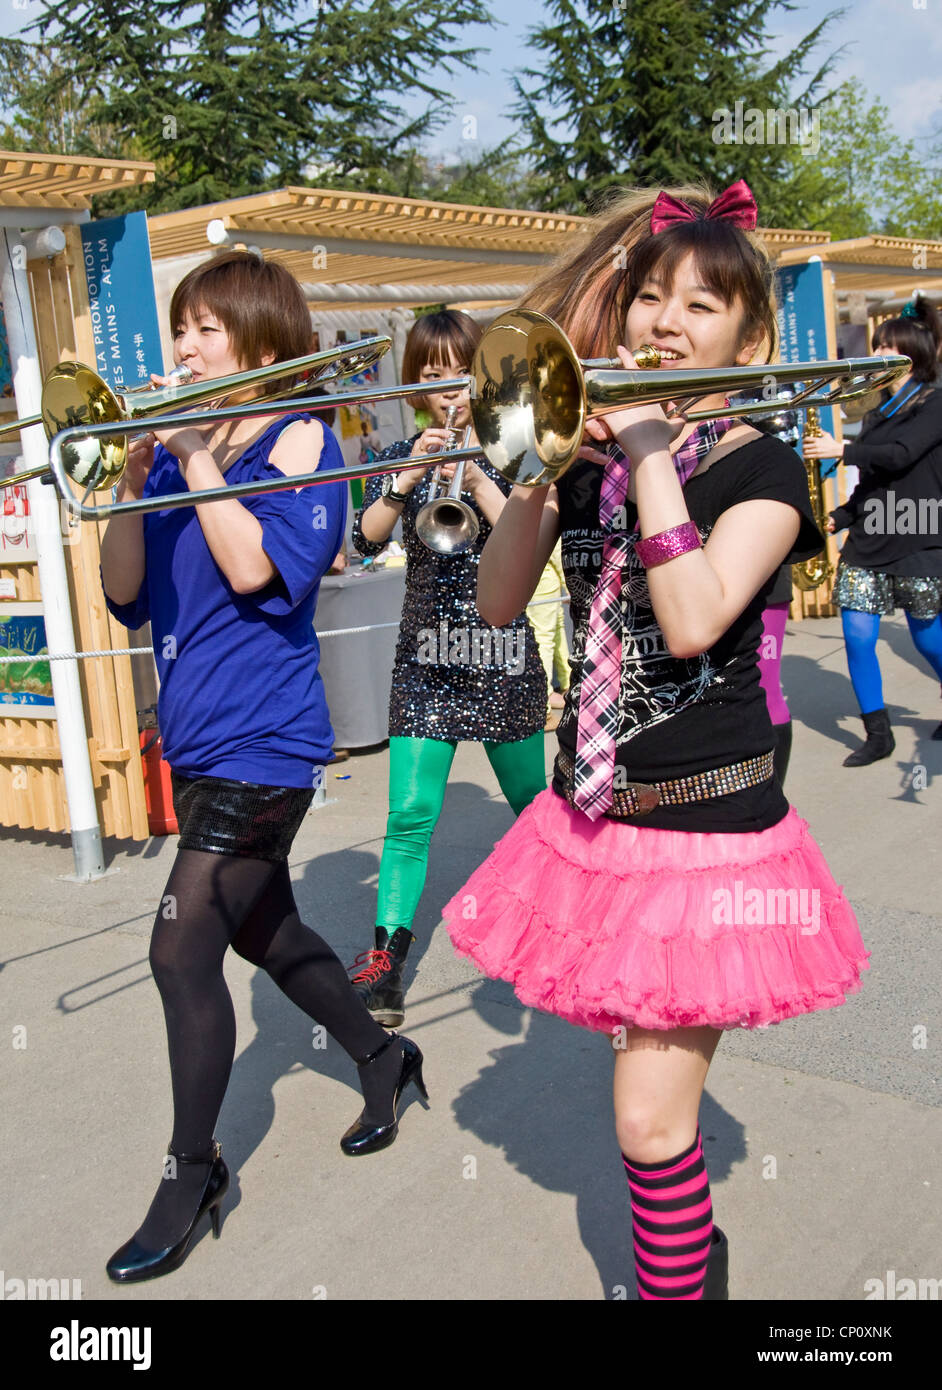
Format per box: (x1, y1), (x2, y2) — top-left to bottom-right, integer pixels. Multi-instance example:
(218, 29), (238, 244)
(833, 561), (942, 619)
(170, 773), (314, 861)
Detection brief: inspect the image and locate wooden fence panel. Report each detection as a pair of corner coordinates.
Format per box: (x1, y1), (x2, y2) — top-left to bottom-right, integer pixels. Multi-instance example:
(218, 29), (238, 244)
(0, 234), (149, 842)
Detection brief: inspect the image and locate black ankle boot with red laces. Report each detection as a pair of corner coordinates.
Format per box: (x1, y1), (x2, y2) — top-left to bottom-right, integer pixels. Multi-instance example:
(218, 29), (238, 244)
(349, 927), (413, 1026)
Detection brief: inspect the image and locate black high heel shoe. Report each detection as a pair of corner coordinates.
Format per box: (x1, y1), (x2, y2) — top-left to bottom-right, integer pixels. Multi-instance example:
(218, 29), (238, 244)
(105, 1140), (229, 1284)
(340, 1034), (428, 1156)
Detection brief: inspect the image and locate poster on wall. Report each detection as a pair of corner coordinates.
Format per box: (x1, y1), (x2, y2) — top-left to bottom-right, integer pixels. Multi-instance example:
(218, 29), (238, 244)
(80, 211), (165, 392)
(1, 482), (38, 564)
(0, 602), (55, 716)
(0, 297), (14, 404)
(335, 330), (383, 511)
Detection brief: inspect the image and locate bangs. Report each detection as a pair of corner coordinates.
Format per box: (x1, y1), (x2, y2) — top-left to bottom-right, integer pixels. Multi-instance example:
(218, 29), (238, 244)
(401, 310), (482, 407)
(171, 294), (212, 336)
(629, 220), (753, 307)
(168, 251), (312, 369)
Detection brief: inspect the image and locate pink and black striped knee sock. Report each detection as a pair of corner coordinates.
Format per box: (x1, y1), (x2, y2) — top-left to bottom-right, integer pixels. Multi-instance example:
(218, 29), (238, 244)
(622, 1128), (713, 1300)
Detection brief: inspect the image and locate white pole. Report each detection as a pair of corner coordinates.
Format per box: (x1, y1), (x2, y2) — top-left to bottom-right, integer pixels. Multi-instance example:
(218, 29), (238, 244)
(0, 229), (106, 880)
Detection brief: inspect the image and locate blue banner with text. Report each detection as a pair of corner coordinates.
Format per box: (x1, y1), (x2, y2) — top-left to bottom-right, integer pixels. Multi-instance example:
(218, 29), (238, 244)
(774, 259), (838, 472)
(80, 212), (163, 394)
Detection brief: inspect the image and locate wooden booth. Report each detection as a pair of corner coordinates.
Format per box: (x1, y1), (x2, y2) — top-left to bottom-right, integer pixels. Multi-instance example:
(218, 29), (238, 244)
(0, 151), (156, 868)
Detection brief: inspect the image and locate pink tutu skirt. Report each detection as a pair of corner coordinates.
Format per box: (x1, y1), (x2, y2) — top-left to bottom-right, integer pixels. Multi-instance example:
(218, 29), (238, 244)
(442, 789), (869, 1033)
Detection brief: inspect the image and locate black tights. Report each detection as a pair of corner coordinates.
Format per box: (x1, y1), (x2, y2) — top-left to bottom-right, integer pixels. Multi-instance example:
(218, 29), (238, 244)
(137, 849), (396, 1247)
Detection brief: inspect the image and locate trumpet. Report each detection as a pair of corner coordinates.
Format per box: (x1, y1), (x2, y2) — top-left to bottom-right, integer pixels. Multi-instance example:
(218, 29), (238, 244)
(415, 407), (480, 555)
(0, 334), (391, 502)
(40, 309), (910, 523)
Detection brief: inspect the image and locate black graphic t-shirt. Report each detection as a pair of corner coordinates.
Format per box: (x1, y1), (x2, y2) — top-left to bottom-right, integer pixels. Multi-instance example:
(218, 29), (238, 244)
(552, 433), (823, 831)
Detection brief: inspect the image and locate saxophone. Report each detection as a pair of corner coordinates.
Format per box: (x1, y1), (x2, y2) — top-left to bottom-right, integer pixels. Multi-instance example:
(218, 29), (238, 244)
(792, 407), (835, 593)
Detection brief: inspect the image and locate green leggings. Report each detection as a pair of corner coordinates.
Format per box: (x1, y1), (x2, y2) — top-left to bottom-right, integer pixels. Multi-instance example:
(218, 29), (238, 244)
(376, 733), (547, 934)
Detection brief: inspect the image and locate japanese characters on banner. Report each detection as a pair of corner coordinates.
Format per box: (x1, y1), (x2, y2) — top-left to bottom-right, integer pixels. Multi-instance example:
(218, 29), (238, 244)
(79, 211), (164, 392)
(773, 260), (839, 473)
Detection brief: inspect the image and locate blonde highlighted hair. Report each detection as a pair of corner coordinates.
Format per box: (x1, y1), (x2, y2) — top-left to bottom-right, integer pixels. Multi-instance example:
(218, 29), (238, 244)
(520, 184), (777, 363)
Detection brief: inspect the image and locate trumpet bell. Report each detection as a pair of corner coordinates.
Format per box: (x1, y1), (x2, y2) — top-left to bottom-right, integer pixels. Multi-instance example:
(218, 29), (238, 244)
(41, 362), (128, 487)
(471, 310), (586, 487)
(414, 497), (479, 556)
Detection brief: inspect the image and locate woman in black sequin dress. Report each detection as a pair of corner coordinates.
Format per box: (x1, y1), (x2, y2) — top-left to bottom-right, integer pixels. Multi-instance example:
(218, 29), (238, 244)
(350, 311), (548, 1023)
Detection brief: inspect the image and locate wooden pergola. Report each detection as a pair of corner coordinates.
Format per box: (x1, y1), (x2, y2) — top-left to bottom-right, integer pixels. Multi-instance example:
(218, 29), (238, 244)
(147, 186), (834, 308)
(0, 149), (154, 218)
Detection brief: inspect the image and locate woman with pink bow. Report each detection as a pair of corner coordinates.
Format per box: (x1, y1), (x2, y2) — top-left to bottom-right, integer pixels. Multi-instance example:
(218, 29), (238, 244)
(441, 183), (870, 1300)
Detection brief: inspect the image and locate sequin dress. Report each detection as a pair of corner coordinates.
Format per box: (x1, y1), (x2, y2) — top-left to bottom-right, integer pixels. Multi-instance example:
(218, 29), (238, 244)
(352, 436), (547, 742)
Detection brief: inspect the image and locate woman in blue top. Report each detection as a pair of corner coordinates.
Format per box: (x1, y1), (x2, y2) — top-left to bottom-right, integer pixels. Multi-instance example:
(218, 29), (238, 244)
(100, 252), (426, 1285)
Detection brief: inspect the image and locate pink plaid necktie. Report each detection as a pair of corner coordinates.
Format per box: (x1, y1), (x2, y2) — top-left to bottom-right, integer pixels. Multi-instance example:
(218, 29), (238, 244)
(573, 419), (735, 820)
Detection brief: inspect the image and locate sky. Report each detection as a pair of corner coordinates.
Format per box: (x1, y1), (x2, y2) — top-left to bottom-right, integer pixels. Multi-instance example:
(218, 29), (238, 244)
(2, 0), (940, 163)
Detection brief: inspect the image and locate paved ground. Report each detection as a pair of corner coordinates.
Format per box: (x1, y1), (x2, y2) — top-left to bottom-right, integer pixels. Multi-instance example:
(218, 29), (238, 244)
(1, 611), (940, 1302)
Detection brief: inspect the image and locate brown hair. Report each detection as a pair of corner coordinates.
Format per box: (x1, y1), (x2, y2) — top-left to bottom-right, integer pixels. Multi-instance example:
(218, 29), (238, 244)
(519, 184), (777, 364)
(169, 250), (312, 369)
(401, 309), (482, 409)
(872, 293), (942, 385)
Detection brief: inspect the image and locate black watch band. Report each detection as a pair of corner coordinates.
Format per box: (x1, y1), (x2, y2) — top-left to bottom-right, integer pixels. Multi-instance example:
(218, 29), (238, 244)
(382, 474), (409, 504)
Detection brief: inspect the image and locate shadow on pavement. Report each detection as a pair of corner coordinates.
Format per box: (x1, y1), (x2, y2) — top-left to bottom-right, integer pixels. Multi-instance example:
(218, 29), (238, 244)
(450, 982), (746, 1300)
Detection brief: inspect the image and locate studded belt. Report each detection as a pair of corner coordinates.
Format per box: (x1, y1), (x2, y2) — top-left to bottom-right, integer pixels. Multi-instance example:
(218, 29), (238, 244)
(555, 748), (775, 820)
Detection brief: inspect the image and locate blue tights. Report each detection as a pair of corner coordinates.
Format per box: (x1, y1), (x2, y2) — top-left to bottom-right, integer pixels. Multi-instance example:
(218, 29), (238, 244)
(842, 608), (942, 713)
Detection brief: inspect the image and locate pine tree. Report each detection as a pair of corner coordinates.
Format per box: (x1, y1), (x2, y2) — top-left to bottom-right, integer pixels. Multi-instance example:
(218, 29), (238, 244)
(19, 0), (494, 211)
(513, 0), (843, 221)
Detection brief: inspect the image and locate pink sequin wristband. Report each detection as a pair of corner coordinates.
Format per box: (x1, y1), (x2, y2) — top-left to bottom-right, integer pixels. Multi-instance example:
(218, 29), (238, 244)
(635, 521), (702, 568)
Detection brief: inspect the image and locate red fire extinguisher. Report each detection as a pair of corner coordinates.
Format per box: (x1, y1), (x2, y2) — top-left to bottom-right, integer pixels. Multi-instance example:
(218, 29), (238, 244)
(139, 730), (178, 836)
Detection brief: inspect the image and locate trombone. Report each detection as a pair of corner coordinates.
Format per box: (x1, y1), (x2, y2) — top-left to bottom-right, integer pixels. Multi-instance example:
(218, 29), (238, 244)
(30, 309), (909, 521)
(468, 310), (911, 486)
(0, 334), (391, 501)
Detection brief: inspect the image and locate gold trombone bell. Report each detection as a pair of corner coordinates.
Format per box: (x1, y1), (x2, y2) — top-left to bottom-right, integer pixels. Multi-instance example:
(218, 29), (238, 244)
(468, 309), (911, 487)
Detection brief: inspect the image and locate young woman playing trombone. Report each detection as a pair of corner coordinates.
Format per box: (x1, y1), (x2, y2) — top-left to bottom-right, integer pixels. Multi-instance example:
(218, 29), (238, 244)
(442, 183), (870, 1300)
(100, 251), (426, 1284)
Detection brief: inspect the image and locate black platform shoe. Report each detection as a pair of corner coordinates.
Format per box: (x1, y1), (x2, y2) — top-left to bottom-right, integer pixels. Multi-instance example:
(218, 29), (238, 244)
(340, 1034), (428, 1156)
(349, 927), (414, 1026)
(843, 707), (895, 766)
(702, 1225), (729, 1300)
(105, 1140), (229, 1284)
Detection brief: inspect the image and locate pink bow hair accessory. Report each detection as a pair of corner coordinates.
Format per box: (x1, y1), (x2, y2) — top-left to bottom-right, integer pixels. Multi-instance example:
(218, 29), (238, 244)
(650, 179), (758, 235)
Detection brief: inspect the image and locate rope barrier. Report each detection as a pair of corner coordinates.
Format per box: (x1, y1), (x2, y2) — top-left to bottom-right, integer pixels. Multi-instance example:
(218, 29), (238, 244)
(0, 595), (570, 663)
